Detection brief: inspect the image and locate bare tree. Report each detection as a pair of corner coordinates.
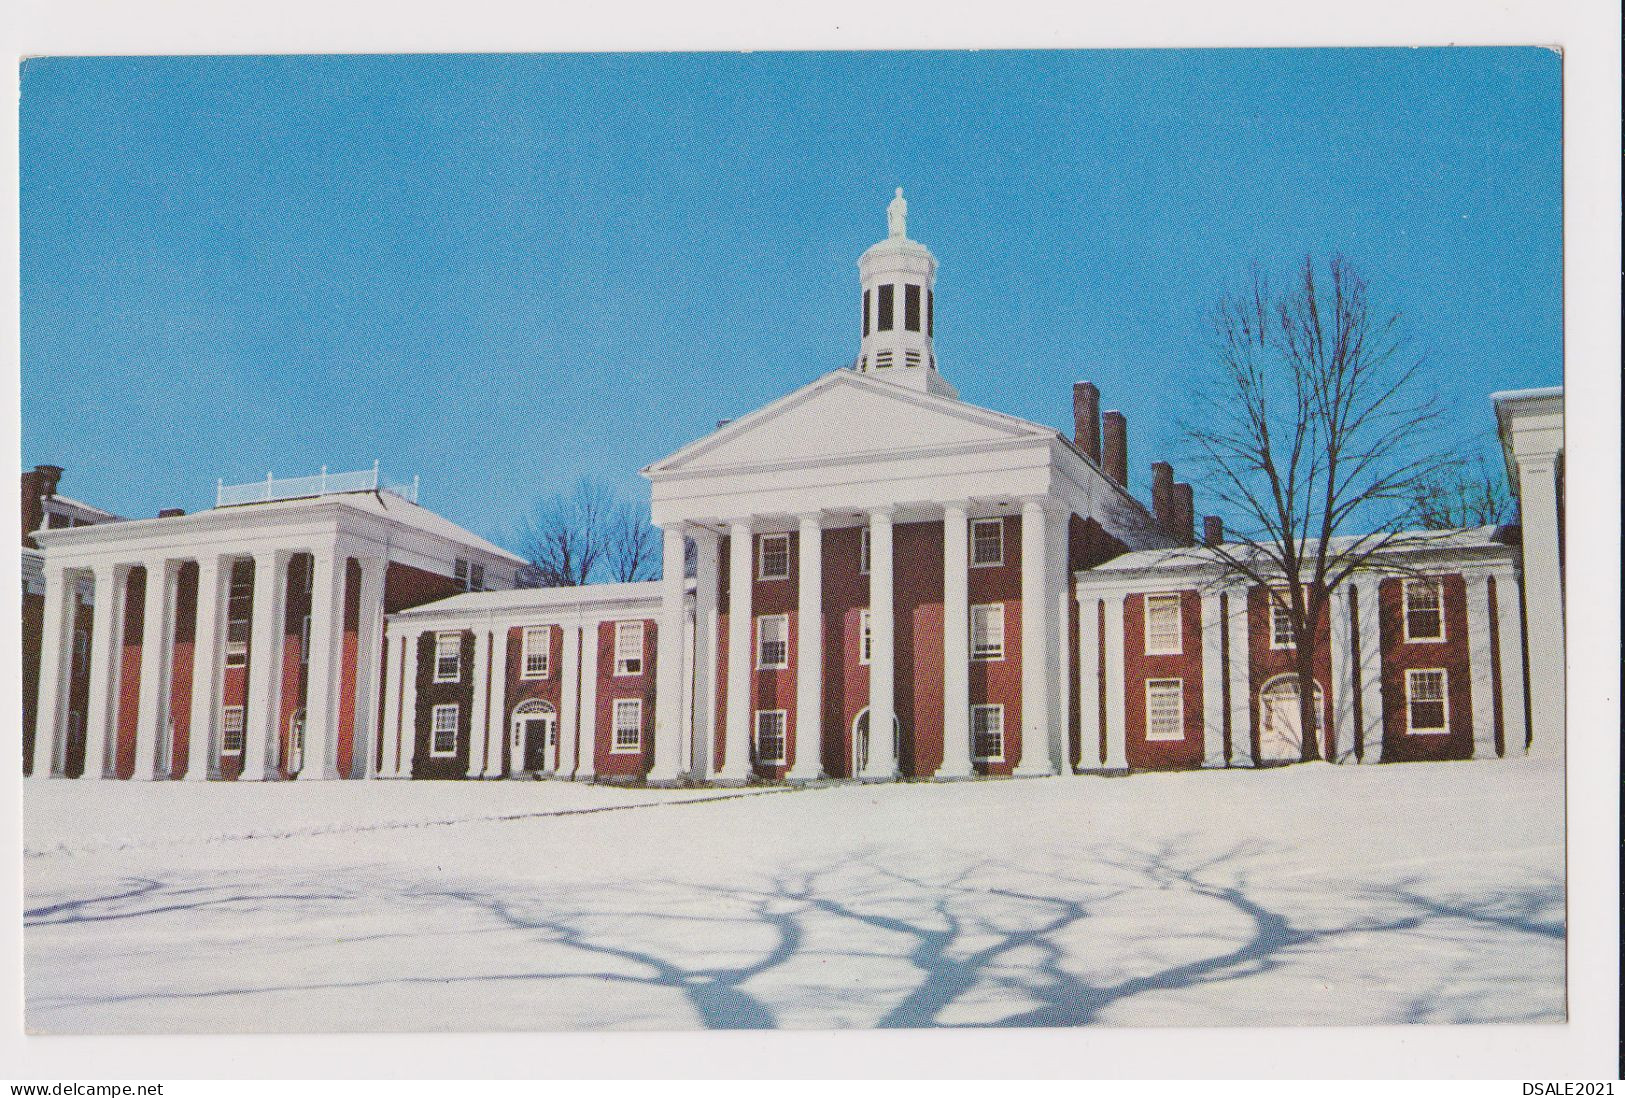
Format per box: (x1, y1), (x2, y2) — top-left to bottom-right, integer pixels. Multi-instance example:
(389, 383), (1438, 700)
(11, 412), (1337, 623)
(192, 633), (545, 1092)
(1408, 450), (1513, 530)
(1183, 255), (1462, 763)
(603, 496), (660, 583)
(519, 477), (661, 587)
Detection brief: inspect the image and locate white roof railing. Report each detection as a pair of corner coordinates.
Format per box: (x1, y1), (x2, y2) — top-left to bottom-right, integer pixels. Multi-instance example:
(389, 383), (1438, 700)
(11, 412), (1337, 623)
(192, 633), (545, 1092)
(215, 461), (419, 508)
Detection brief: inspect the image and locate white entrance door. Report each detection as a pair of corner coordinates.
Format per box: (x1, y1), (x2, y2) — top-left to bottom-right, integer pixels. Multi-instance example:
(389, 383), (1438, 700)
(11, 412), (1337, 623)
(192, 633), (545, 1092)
(1258, 676), (1325, 763)
(510, 701), (558, 775)
(851, 708), (901, 778)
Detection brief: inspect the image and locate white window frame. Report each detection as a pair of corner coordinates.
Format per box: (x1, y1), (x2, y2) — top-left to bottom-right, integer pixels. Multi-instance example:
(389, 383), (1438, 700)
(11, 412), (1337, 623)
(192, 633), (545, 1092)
(1403, 577), (1447, 643)
(219, 705), (246, 756)
(754, 709), (788, 765)
(1268, 594), (1296, 650)
(453, 557), (471, 591)
(859, 608), (873, 665)
(612, 698), (643, 753)
(970, 603), (1005, 661)
(520, 625), (551, 679)
(859, 527), (871, 575)
(613, 620), (645, 676)
(1144, 593), (1183, 656)
(430, 703), (460, 757)
(756, 613), (790, 670)
(970, 518), (1005, 567)
(970, 703), (1005, 762)
(433, 631), (462, 683)
(1145, 678), (1185, 741)
(758, 533), (791, 581)
(1405, 668), (1450, 734)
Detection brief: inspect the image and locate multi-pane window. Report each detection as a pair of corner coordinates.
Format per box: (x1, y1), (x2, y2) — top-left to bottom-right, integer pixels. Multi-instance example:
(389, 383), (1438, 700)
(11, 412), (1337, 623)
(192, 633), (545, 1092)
(614, 621), (644, 675)
(1146, 679), (1185, 740)
(434, 632), (462, 682)
(971, 704), (1004, 761)
(224, 562), (253, 666)
(859, 608), (873, 665)
(1269, 595), (1295, 649)
(1404, 578), (1445, 641)
(757, 614), (789, 669)
(927, 289), (934, 337)
(877, 284), (895, 331)
(1144, 594), (1183, 655)
(755, 709), (787, 765)
(970, 603), (1005, 660)
(862, 289), (870, 337)
(470, 563), (485, 592)
(521, 625), (550, 678)
(219, 706), (246, 755)
(454, 558), (470, 590)
(904, 284), (921, 332)
(758, 533), (790, 580)
(430, 704), (459, 756)
(971, 519), (1004, 566)
(1406, 669), (1448, 732)
(859, 527), (871, 574)
(613, 698), (643, 752)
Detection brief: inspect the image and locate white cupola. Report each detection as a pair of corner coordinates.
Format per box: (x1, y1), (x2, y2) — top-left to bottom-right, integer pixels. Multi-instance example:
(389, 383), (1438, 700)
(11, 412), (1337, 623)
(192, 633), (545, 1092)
(855, 188), (958, 399)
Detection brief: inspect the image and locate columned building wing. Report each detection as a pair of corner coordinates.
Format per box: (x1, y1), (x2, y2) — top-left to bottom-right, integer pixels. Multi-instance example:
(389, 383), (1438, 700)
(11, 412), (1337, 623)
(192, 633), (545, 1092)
(1074, 528), (1528, 772)
(29, 490), (523, 782)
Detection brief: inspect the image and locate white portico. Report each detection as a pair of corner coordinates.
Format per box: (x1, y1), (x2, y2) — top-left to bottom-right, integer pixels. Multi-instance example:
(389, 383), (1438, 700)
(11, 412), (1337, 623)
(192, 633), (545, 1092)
(643, 193), (1165, 782)
(30, 480), (522, 782)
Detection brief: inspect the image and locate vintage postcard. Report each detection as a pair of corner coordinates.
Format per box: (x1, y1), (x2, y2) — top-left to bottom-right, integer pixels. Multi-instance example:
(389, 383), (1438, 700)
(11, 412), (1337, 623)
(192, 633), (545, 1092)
(20, 47), (1570, 1044)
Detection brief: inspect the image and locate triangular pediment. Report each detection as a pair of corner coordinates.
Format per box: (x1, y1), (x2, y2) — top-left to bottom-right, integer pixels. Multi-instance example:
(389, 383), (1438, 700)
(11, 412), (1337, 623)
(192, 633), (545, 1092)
(645, 370), (1055, 476)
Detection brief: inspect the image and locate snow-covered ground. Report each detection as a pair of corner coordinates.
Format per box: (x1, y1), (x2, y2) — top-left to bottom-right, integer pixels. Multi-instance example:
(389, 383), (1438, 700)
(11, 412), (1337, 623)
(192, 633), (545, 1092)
(24, 756), (1565, 1033)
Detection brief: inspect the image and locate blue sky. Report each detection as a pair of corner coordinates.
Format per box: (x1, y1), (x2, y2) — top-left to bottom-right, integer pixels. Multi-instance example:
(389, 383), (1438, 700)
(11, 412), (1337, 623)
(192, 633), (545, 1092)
(20, 49), (1561, 550)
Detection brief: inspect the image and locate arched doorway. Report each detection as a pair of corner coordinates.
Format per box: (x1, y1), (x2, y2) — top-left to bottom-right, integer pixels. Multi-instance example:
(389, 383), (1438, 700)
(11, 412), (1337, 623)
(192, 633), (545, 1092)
(1258, 675), (1327, 763)
(286, 708), (307, 775)
(511, 699), (557, 775)
(851, 707), (902, 778)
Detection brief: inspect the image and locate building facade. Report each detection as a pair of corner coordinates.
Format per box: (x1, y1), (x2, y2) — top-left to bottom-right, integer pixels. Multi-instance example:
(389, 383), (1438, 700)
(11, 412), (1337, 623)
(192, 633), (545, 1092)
(27, 195), (1556, 783)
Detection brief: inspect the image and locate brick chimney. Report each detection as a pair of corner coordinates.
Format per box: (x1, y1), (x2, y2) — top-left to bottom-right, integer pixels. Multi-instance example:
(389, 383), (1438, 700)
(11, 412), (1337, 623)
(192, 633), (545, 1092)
(1071, 381), (1101, 463)
(1172, 482), (1195, 546)
(21, 464), (65, 550)
(1203, 515), (1225, 546)
(1101, 411), (1128, 487)
(1150, 461), (1175, 536)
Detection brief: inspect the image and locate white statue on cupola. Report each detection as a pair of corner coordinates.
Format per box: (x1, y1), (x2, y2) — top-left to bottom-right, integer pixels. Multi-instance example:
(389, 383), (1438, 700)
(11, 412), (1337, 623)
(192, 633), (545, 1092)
(856, 188), (958, 399)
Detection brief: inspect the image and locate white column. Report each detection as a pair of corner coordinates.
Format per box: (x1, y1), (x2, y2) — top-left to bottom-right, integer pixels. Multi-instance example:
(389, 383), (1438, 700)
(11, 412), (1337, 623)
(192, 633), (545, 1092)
(1493, 568), (1529, 756)
(186, 557), (225, 780)
(720, 522), (754, 782)
(576, 620), (599, 779)
(938, 503), (973, 778)
(298, 548), (344, 780)
(650, 526), (688, 784)
(862, 507), (897, 780)
(82, 562), (125, 781)
(788, 515), (825, 781)
(1466, 572), (1497, 760)
(351, 557), (387, 778)
(380, 627), (405, 778)
(1075, 592), (1103, 770)
(467, 626), (492, 780)
(1327, 585), (1357, 764)
(242, 551), (285, 782)
(1225, 588), (1254, 768)
(485, 625), (509, 778)
(692, 530), (721, 781)
(1014, 500), (1055, 776)
(132, 560), (174, 780)
(1200, 591), (1226, 768)
(1102, 592), (1128, 770)
(559, 622), (583, 778)
(1354, 580), (1384, 764)
(1048, 511), (1072, 773)
(30, 564), (73, 779)
(396, 629), (423, 778)
(680, 594), (696, 778)
(1513, 457), (1564, 757)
